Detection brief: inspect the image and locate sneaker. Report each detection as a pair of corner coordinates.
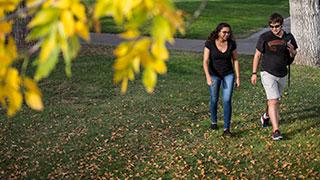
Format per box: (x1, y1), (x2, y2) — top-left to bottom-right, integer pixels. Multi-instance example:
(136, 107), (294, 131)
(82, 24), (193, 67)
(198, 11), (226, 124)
(272, 130), (283, 141)
(210, 123), (218, 130)
(260, 113), (270, 128)
(222, 129), (232, 137)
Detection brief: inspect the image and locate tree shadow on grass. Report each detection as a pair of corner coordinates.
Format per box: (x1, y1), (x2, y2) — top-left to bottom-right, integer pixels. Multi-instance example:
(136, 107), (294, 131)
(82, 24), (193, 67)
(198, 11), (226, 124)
(280, 105), (319, 140)
(281, 105), (320, 124)
(282, 120), (319, 141)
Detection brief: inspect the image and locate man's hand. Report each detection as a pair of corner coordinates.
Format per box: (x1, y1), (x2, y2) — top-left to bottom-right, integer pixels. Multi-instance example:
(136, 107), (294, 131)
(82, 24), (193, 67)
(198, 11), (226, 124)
(251, 74), (257, 85)
(287, 42), (297, 57)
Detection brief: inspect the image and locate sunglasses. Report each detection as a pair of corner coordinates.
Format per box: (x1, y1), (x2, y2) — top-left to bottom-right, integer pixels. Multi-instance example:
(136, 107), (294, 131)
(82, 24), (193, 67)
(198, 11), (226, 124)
(221, 31), (230, 34)
(269, 24), (281, 29)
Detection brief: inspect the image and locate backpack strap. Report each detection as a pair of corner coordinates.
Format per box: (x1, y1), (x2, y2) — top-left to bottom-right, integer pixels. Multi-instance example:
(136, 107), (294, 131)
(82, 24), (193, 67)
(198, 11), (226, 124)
(283, 31), (293, 87)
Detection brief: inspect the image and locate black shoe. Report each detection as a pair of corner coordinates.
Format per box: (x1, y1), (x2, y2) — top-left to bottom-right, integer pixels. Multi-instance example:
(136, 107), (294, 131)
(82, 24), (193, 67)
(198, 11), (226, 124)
(222, 129), (232, 137)
(261, 113), (270, 128)
(272, 130), (283, 141)
(210, 123), (218, 130)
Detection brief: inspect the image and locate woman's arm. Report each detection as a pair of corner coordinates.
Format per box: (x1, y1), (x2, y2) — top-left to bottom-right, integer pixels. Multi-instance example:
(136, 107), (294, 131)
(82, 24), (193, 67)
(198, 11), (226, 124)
(203, 47), (212, 86)
(232, 50), (240, 87)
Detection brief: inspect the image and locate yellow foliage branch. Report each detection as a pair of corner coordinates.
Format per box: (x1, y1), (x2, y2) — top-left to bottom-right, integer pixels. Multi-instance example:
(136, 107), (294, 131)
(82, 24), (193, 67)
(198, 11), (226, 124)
(0, 0), (185, 116)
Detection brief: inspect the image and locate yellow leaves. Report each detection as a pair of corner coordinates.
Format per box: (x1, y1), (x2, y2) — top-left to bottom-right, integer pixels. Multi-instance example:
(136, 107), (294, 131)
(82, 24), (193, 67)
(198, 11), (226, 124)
(25, 91), (43, 110)
(34, 47), (60, 81)
(113, 0), (126, 24)
(114, 43), (130, 57)
(93, 0), (113, 20)
(0, 37), (17, 71)
(6, 89), (23, 117)
(0, 21), (13, 37)
(71, 2), (86, 21)
(104, 0), (184, 93)
(151, 41), (169, 61)
(39, 31), (56, 62)
(152, 59), (167, 74)
(120, 29), (140, 39)
(23, 77), (43, 111)
(26, 0), (43, 8)
(61, 10), (75, 36)
(75, 21), (89, 41)
(0, 65), (43, 116)
(28, 8), (60, 28)
(144, 0), (154, 10)
(113, 38), (161, 93)
(0, 68), (22, 117)
(143, 68), (157, 93)
(53, 0), (72, 9)
(27, 0), (88, 81)
(0, 0), (185, 116)
(0, 64), (44, 116)
(28, 1), (89, 41)
(152, 16), (173, 44)
(121, 78), (128, 94)
(132, 57), (140, 73)
(6, 68), (20, 90)
(0, 33), (41, 116)
(0, 0), (20, 13)
(7, 37), (17, 60)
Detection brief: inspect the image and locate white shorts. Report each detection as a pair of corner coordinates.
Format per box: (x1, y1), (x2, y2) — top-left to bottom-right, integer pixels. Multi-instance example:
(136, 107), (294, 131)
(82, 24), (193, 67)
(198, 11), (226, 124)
(260, 71), (286, 100)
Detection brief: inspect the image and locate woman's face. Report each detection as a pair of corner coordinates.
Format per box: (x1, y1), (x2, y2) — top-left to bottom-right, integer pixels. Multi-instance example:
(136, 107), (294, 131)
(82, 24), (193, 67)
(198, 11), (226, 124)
(219, 27), (231, 40)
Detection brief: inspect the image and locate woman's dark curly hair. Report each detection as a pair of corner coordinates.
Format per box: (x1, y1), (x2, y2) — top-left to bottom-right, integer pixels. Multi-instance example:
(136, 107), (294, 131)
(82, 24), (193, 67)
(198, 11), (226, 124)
(207, 22), (234, 42)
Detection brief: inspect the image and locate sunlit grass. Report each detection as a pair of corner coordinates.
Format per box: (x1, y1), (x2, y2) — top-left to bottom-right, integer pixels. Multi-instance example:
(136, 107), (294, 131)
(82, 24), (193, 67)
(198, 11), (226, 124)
(83, 0), (289, 39)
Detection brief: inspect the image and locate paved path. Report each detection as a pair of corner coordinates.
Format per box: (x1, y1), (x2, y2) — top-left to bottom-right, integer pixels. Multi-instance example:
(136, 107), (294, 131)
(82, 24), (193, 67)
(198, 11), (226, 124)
(84, 18), (290, 55)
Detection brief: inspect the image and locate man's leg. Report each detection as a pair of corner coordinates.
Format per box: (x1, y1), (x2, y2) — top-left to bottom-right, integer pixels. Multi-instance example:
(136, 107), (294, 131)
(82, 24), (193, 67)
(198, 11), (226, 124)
(260, 71), (284, 140)
(260, 103), (270, 127)
(265, 105), (269, 117)
(267, 99), (280, 132)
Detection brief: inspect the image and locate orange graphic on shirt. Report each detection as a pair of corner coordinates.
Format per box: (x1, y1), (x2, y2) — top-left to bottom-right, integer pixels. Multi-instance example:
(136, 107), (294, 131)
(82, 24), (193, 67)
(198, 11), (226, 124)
(267, 39), (286, 52)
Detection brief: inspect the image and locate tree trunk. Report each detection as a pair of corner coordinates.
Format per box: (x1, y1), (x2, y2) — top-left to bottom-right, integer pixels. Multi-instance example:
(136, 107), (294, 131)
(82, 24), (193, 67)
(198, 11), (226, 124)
(12, 0), (32, 49)
(289, 0), (320, 67)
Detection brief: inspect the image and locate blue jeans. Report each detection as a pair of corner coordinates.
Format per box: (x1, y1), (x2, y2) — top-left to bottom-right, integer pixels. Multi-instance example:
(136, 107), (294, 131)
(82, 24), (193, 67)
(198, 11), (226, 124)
(208, 73), (234, 129)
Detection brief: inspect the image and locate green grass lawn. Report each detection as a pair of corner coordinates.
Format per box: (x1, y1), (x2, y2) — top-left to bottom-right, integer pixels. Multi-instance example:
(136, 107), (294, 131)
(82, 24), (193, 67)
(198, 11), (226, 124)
(0, 46), (319, 178)
(83, 0), (289, 39)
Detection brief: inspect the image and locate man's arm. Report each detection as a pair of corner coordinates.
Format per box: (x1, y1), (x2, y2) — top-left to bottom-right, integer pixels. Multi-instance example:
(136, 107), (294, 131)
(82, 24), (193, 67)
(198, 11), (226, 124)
(251, 49), (262, 85)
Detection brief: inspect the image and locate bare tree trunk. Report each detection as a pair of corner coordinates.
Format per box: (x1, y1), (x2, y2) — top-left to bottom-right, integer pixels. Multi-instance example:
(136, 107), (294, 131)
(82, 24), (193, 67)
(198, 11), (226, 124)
(12, 0), (32, 49)
(290, 0), (320, 67)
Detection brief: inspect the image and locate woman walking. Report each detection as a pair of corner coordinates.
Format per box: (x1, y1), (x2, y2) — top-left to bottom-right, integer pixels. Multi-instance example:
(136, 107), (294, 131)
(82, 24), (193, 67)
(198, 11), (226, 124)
(203, 23), (240, 136)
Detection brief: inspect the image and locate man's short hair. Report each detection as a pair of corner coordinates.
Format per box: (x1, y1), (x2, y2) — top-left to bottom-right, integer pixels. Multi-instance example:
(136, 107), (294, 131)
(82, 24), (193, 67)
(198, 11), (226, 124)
(269, 13), (284, 25)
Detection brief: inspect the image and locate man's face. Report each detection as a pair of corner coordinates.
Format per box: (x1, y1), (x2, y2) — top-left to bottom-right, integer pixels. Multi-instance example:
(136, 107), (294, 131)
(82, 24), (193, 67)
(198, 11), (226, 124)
(269, 22), (282, 35)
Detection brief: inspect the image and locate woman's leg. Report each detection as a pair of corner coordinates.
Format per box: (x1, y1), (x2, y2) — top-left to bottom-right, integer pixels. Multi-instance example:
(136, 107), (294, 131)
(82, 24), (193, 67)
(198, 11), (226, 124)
(221, 73), (234, 130)
(209, 75), (221, 125)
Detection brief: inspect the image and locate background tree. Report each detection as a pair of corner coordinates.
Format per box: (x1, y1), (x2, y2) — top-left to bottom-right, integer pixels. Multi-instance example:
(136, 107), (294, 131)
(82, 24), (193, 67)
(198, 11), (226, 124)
(290, 0), (320, 66)
(12, 0), (32, 48)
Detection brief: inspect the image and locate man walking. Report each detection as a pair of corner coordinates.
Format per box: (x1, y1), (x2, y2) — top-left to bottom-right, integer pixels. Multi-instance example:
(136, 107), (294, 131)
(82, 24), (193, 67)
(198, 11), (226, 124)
(251, 13), (298, 140)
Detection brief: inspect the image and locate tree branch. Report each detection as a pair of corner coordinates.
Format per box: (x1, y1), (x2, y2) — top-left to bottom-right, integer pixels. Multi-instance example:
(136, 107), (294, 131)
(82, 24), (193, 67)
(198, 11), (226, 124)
(185, 0), (208, 27)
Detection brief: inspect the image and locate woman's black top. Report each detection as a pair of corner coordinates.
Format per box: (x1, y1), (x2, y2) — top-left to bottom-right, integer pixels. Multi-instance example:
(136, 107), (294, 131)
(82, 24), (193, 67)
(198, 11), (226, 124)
(205, 39), (237, 78)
